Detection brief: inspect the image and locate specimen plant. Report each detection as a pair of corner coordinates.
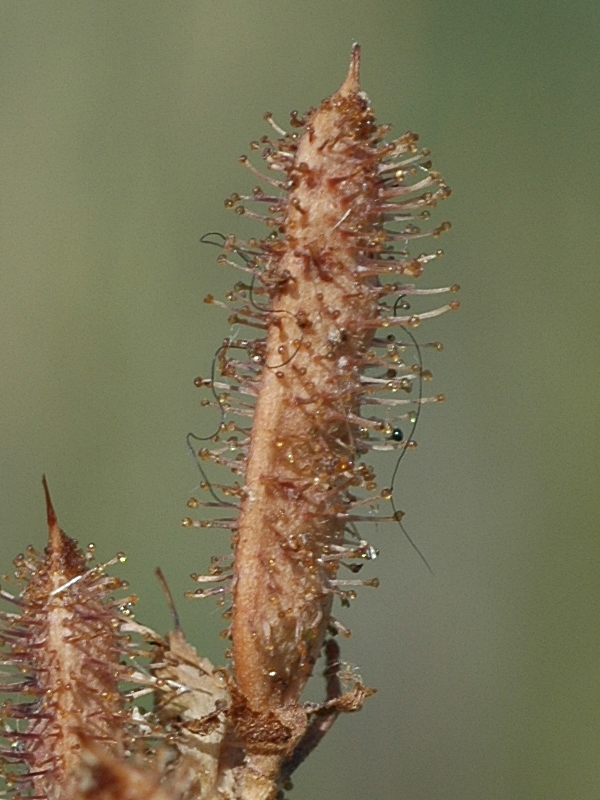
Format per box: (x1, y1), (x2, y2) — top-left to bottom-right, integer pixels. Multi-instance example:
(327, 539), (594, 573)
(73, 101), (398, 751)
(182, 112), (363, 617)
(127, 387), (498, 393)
(0, 45), (457, 800)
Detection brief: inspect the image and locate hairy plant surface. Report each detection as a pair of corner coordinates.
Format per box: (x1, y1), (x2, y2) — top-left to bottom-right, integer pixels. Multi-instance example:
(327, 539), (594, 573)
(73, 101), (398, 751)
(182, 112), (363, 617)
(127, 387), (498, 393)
(0, 46), (456, 800)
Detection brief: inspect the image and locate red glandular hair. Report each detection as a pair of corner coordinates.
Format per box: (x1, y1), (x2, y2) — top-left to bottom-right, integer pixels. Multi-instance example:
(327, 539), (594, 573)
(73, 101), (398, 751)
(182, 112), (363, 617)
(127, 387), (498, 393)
(0, 479), (134, 800)
(187, 44), (458, 766)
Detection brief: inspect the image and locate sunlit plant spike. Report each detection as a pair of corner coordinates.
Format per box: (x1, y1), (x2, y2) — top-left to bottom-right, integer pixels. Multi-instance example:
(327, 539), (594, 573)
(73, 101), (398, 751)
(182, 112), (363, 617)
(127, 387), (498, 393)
(188, 43), (457, 800)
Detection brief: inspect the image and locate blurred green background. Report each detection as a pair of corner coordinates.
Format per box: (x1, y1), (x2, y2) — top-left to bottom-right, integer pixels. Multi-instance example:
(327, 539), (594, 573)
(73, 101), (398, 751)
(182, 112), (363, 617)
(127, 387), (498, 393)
(1, 2), (599, 798)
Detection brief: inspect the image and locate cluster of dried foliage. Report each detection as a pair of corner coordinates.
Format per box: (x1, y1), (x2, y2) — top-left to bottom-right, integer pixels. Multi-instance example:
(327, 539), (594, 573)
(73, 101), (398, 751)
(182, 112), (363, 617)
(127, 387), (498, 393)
(0, 46), (456, 800)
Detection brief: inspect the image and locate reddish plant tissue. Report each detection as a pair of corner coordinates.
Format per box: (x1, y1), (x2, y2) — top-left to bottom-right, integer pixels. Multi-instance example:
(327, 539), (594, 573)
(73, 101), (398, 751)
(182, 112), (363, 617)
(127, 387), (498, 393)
(187, 43), (458, 798)
(0, 479), (135, 800)
(0, 46), (457, 800)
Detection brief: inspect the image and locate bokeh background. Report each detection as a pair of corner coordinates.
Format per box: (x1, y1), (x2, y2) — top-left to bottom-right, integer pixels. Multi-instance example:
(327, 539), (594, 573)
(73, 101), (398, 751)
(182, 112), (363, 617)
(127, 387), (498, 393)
(1, 2), (599, 798)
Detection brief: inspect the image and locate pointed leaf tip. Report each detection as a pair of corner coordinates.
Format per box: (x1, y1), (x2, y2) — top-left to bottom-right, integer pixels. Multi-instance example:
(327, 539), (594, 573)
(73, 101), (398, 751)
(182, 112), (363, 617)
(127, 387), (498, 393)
(338, 42), (361, 96)
(42, 474), (57, 528)
(42, 475), (66, 553)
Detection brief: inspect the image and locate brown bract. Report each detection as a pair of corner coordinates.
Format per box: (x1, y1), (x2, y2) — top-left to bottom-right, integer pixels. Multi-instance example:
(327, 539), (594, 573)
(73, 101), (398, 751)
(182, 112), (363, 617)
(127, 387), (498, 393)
(151, 628), (233, 800)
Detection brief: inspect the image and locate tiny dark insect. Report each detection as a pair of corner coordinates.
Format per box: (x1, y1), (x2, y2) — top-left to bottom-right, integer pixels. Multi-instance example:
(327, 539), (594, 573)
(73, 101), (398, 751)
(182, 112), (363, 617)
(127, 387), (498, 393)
(389, 427), (404, 442)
